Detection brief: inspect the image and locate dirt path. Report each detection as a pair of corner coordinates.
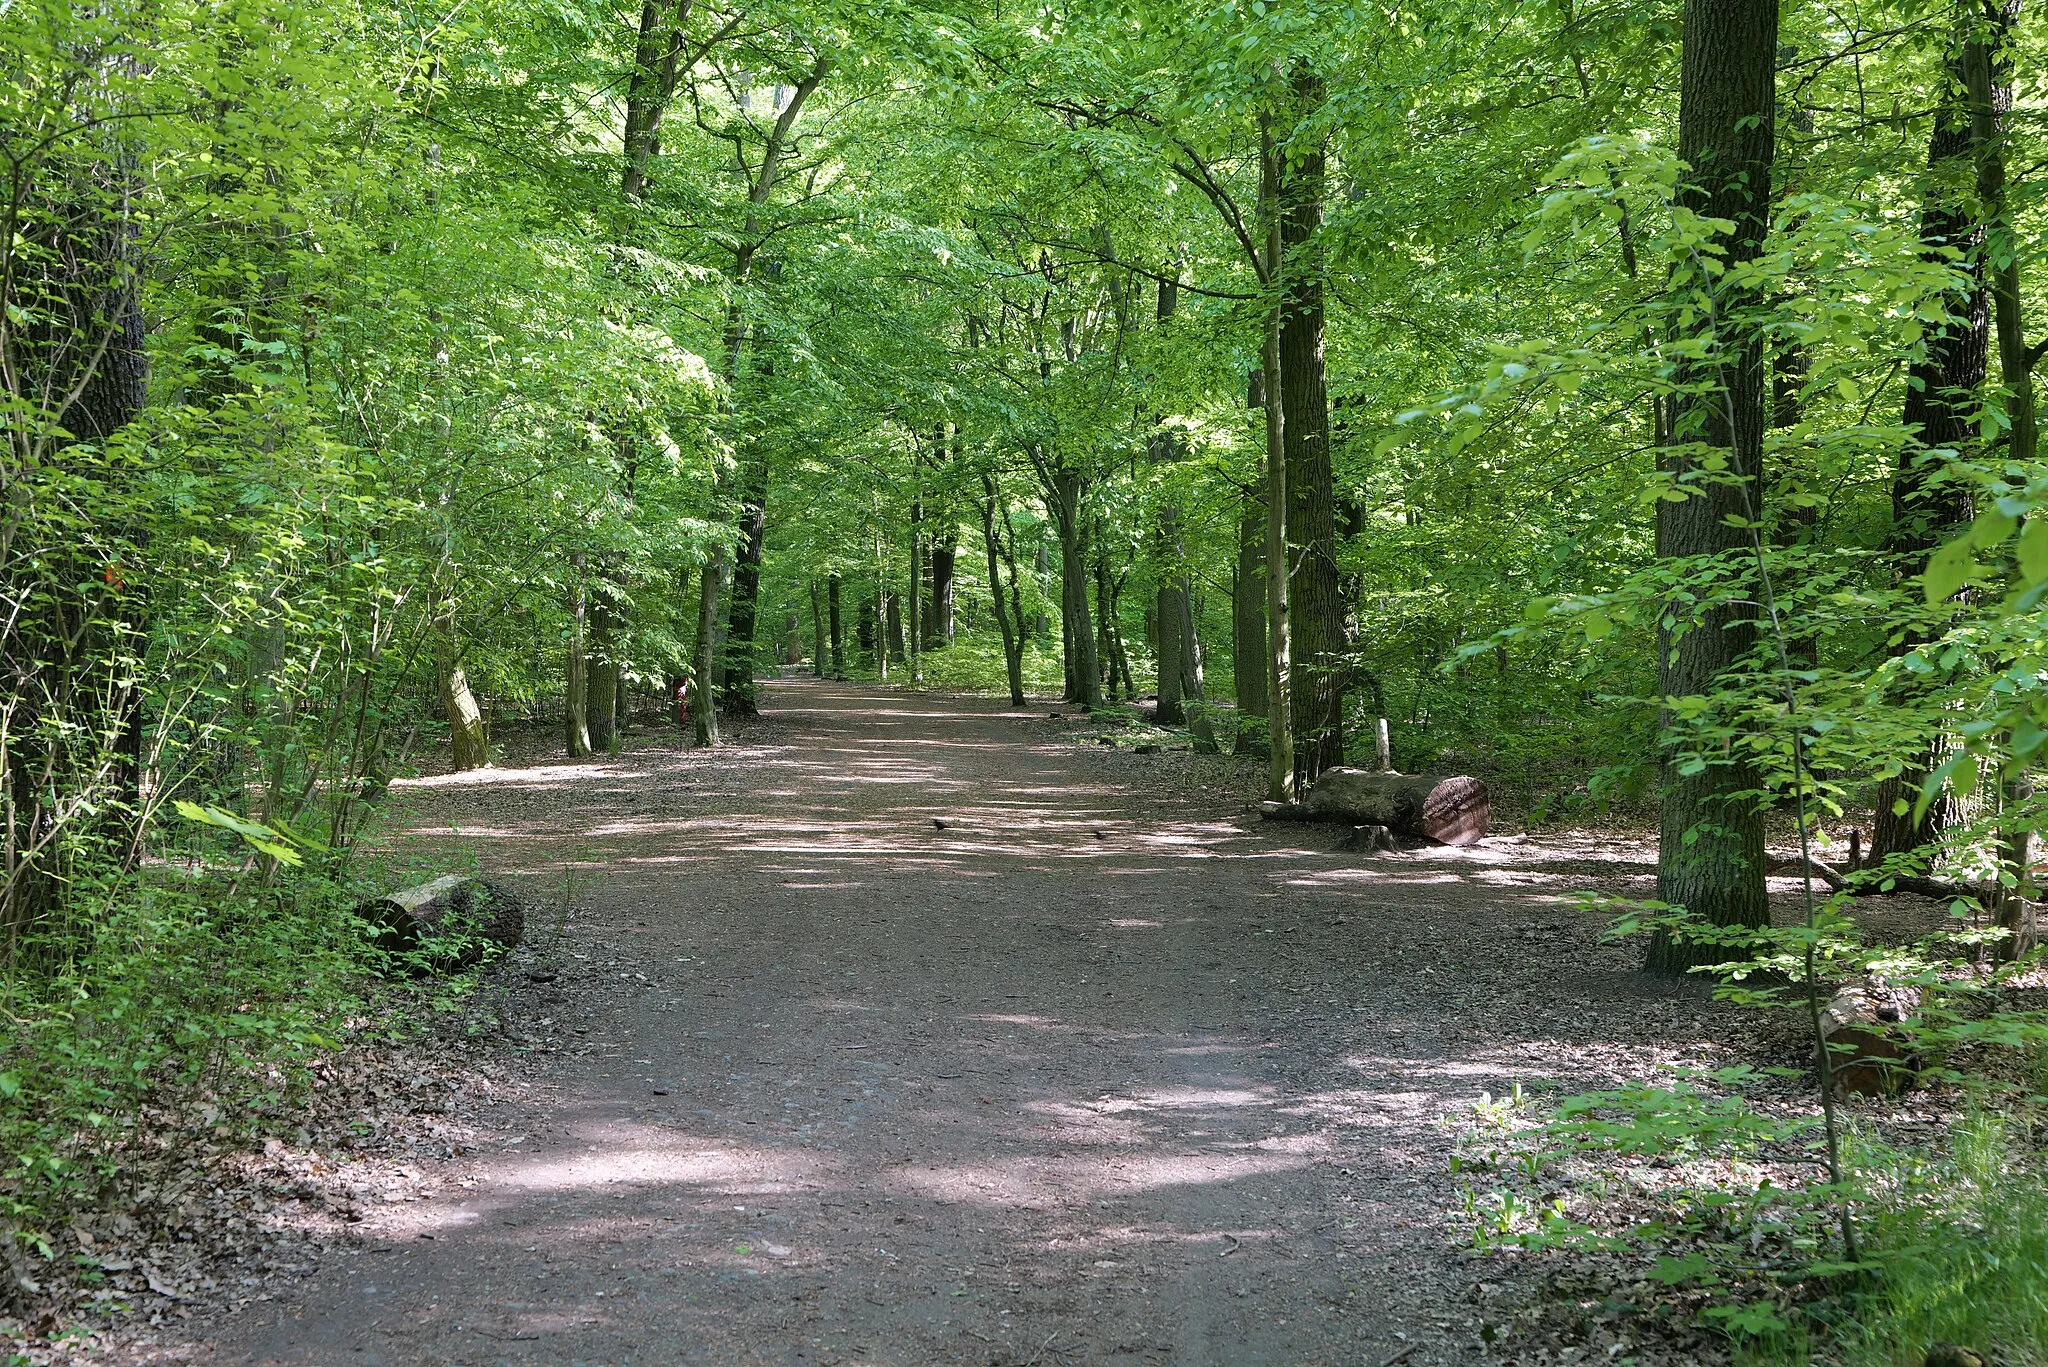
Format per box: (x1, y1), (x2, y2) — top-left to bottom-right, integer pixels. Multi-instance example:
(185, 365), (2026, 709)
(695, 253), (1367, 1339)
(190, 677), (1724, 1366)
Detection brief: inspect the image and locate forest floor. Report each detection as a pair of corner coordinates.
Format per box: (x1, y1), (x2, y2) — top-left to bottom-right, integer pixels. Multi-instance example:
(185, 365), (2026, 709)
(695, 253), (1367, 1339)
(92, 675), (1876, 1366)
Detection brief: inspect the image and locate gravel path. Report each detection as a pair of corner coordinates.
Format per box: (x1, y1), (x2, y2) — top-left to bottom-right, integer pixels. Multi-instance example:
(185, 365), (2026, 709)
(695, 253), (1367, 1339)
(183, 676), (1731, 1366)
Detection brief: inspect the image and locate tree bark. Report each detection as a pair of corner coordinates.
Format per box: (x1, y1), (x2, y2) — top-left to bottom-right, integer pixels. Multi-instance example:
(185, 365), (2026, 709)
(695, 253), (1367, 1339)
(1873, 29), (1993, 861)
(436, 613), (490, 771)
(1647, 0), (1777, 975)
(588, 579), (621, 753)
(929, 532), (957, 644)
(1049, 467), (1101, 708)
(981, 473), (1028, 705)
(1278, 67), (1345, 788)
(828, 573), (845, 677)
(1233, 487), (1268, 753)
(1260, 121), (1297, 802)
(565, 552), (592, 755)
(809, 579), (826, 677)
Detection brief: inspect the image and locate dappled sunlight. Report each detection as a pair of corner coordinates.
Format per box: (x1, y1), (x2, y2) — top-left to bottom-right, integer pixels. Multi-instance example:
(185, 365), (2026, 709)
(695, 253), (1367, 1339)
(888, 1149), (1315, 1208)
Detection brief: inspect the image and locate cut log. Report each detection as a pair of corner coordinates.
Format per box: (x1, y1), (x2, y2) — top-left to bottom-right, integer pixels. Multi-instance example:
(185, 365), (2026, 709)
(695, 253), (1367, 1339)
(1265, 768), (1490, 846)
(360, 875), (526, 973)
(1818, 982), (1921, 1097)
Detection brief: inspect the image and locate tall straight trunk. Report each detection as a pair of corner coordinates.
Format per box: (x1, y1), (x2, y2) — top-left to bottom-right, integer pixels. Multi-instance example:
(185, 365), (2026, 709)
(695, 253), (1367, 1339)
(1095, 550), (1132, 698)
(691, 549), (723, 745)
(929, 532), (957, 644)
(1873, 40), (1991, 860)
(907, 531), (924, 684)
(1178, 588), (1220, 753)
(588, 582), (621, 753)
(722, 460), (768, 715)
(1260, 122), (1297, 802)
(1155, 553), (1185, 724)
(1279, 67), (1345, 787)
(1233, 487), (1269, 751)
(810, 579), (826, 677)
(981, 474), (1027, 705)
(886, 593), (905, 664)
(827, 573), (845, 676)
(1968, 2), (2040, 958)
(1647, 0), (1777, 975)
(1051, 468), (1101, 708)
(565, 552), (592, 755)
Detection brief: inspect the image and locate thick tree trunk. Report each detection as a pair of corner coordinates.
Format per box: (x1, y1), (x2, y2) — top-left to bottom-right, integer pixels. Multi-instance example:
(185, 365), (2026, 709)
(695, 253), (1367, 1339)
(828, 573), (845, 677)
(1266, 769), (1491, 846)
(1155, 561), (1185, 725)
(1051, 469), (1101, 709)
(1233, 489), (1268, 753)
(1279, 68), (1344, 788)
(981, 474), (1028, 706)
(1968, 3), (2040, 957)
(1178, 587), (1220, 753)
(885, 592), (905, 664)
(588, 581), (621, 753)
(722, 463), (768, 716)
(1260, 123), (1297, 803)
(1873, 35), (1992, 862)
(1647, 0), (1777, 975)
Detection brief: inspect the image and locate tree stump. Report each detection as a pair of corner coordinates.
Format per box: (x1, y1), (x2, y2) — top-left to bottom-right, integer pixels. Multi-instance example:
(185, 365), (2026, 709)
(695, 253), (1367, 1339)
(1263, 768), (1491, 846)
(1819, 982), (1920, 1096)
(359, 875), (526, 973)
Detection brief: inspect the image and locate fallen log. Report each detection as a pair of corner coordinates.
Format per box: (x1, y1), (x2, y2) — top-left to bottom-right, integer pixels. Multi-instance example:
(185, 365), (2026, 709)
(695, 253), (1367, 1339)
(359, 875), (526, 973)
(1772, 855), (1981, 904)
(1263, 768), (1490, 846)
(1818, 981), (1922, 1097)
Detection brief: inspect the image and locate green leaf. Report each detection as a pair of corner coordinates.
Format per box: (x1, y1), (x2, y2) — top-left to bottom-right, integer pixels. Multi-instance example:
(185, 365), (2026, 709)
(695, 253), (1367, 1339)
(1582, 610), (1612, 641)
(1923, 538), (1975, 604)
(2019, 516), (2048, 584)
(1523, 596), (1559, 625)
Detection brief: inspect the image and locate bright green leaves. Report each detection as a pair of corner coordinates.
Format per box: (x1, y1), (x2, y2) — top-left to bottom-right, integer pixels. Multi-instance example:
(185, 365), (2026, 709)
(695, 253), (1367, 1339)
(173, 801), (307, 867)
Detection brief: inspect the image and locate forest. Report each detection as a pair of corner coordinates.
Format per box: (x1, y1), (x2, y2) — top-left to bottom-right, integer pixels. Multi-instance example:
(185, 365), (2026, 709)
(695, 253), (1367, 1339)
(4, 0), (2048, 1362)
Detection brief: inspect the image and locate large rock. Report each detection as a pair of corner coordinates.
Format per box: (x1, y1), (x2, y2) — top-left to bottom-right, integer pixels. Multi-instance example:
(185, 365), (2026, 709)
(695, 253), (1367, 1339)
(359, 875), (526, 973)
(1265, 768), (1491, 846)
(1819, 982), (1920, 1096)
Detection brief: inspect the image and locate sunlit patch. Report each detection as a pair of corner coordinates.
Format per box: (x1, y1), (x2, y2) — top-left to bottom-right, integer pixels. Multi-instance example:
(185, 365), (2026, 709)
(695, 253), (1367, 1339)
(393, 763), (647, 789)
(492, 1126), (833, 1197)
(890, 1150), (1311, 1206)
(1105, 917), (1162, 928)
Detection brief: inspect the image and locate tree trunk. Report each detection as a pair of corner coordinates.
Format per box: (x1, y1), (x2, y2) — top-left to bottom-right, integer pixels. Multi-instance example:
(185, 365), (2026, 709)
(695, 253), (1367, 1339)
(886, 592), (906, 664)
(1279, 67), (1345, 788)
(436, 613), (490, 770)
(1050, 468), (1101, 709)
(690, 547), (723, 746)
(1647, 0), (1777, 975)
(565, 552), (591, 755)
(810, 579), (826, 677)
(722, 461), (768, 716)
(1178, 587), (1220, 753)
(1233, 489), (1268, 753)
(1156, 545), (1185, 725)
(1873, 30), (1992, 861)
(1260, 122), (1297, 803)
(981, 474), (1028, 706)
(1968, 3), (2039, 958)
(828, 573), (845, 677)
(588, 580), (621, 753)
(929, 532), (957, 644)
(1269, 768), (1491, 846)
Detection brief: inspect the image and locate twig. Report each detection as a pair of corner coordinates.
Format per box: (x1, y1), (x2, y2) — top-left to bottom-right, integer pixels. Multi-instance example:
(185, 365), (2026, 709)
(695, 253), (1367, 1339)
(1378, 1346), (1419, 1367)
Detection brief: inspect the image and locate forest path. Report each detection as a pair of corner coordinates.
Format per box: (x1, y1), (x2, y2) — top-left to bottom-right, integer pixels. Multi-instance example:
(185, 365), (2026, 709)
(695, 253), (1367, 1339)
(204, 677), (1711, 1366)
